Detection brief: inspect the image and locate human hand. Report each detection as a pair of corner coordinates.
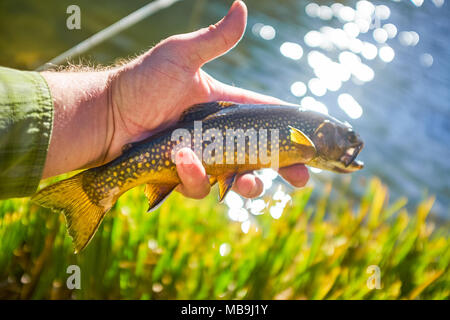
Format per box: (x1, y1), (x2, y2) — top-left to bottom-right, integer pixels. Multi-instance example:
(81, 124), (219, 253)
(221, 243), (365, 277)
(42, 0), (309, 199)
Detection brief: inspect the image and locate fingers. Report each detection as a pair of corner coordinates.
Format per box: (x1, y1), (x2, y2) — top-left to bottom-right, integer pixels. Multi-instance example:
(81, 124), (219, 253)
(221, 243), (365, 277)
(278, 164), (310, 188)
(232, 165), (309, 199)
(175, 148), (210, 199)
(174, 148), (310, 200)
(167, 1), (247, 67)
(233, 173), (264, 199)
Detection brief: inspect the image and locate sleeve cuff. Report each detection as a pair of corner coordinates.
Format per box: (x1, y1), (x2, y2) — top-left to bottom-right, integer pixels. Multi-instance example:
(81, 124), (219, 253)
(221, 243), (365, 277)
(0, 67), (54, 198)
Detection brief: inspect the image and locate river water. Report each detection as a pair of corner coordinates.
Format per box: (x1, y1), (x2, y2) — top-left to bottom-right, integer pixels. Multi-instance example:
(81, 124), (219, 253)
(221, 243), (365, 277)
(1, 0), (449, 220)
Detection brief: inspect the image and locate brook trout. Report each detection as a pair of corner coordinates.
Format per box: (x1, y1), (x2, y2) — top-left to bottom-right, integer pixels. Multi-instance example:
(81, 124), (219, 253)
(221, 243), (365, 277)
(32, 102), (364, 252)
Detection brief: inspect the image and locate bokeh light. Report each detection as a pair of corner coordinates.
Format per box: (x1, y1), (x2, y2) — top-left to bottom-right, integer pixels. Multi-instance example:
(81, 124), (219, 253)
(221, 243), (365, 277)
(338, 93), (363, 119)
(259, 25), (276, 40)
(379, 46), (395, 62)
(290, 81), (307, 97)
(280, 42), (303, 60)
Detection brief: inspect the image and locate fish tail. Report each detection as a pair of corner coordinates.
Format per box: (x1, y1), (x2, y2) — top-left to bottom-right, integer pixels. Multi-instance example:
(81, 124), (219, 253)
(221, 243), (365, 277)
(32, 172), (109, 253)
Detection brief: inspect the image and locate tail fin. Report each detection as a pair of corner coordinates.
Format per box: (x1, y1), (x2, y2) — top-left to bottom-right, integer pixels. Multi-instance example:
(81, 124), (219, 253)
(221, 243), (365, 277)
(32, 172), (109, 253)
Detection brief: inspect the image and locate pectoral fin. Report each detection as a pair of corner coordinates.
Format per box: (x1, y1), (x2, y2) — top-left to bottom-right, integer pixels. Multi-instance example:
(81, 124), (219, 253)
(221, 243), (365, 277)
(209, 176), (218, 186)
(289, 126), (315, 149)
(144, 183), (177, 212)
(216, 173), (237, 202)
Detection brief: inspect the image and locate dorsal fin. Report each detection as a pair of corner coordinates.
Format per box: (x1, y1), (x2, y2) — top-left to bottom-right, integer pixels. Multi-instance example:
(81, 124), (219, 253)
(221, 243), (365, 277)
(179, 101), (237, 123)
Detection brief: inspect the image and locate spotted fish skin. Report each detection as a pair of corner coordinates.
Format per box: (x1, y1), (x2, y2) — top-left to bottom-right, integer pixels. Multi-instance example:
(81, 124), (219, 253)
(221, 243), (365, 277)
(32, 102), (364, 252)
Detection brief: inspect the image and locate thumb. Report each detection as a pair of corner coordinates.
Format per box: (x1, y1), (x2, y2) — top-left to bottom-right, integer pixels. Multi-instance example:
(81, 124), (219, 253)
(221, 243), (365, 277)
(174, 1), (247, 67)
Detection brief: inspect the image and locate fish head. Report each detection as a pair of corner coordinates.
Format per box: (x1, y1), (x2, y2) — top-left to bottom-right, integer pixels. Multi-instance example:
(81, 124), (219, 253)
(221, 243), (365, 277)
(308, 118), (364, 173)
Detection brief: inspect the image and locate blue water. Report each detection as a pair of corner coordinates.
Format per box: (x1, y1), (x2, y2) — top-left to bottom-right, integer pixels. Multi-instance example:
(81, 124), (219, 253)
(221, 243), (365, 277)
(205, 0), (450, 220)
(1, 0), (449, 219)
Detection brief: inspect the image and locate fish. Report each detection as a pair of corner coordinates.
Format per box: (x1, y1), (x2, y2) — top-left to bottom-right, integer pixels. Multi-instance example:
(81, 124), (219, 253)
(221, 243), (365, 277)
(32, 102), (364, 252)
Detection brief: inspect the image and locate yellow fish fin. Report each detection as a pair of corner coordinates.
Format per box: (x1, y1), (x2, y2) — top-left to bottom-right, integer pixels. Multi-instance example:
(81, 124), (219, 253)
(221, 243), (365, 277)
(217, 101), (236, 107)
(216, 172), (237, 202)
(31, 173), (109, 254)
(144, 183), (177, 213)
(209, 176), (218, 186)
(289, 126), (316, 149)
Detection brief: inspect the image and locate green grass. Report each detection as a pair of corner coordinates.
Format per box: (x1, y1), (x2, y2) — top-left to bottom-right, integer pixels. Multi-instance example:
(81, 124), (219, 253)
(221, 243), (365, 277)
(0, 177), (448, 299)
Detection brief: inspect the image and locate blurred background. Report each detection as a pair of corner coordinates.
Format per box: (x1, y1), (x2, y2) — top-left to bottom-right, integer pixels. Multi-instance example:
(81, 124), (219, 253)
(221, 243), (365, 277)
(0, 0), (448, 299)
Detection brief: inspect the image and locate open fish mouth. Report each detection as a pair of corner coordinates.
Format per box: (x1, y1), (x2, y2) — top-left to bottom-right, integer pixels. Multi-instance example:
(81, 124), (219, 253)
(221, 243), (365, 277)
(340, 142), (364, 168)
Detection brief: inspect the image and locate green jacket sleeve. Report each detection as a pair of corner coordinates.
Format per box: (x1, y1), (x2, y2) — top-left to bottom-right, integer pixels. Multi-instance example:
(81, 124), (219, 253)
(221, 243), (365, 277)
(0, 67), (54, 199)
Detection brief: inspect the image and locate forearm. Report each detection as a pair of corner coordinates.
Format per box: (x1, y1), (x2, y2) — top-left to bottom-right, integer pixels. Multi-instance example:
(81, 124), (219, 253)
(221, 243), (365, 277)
(41, 70), (112, 178)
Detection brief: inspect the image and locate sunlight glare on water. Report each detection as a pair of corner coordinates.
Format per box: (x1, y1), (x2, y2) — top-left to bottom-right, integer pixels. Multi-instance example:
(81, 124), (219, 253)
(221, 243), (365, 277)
(226, 0), (447, 221)
(308, 78), (327, 97)
(280, 42), (303, 60)
(318, 5), (333, 20)
(383, 23), (398, 39)
(338, 93), (363, 119)
(228, 207), (249, 222)
(290, 81), (307, 97)
(399, 31), (420, 46)
(259, 25), (276, 40)
(225, 191), (243, 209)
(337, 6), (356, 22)
(432, 0), (445, 7)
(410, 0), (424, 7)
(373, 28), (388, 43)
(379, 46), (395, 62)
(420, 53), (433, 67)
(375, 5), (391, 20)
(304, 30), (323, 47)
(251, 23), (264, 35)
(361, 42), (378, 60)
(352, 62), (375, 82)
(301, 96), (329, 115)
(252, 23), (276, 40)
(305, 2), (320, 18)
(356, 0), (375, 17)
(344, 22), (360, 38)
(248, 199), (266, 215)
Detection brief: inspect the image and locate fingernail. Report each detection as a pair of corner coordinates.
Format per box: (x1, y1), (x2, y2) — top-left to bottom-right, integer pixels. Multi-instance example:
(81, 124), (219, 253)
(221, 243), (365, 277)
(230, 1), (241, 12)
(250, 177), (263, 197)
(176, 148), (194, 165)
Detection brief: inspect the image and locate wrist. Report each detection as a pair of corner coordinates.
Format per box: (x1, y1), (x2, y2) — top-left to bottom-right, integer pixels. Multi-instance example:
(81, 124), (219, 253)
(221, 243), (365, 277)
(41, 69), (113, 178)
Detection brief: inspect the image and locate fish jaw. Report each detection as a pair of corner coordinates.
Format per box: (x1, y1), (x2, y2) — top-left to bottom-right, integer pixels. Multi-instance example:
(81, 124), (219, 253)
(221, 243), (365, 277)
(333, 159), (364, 173)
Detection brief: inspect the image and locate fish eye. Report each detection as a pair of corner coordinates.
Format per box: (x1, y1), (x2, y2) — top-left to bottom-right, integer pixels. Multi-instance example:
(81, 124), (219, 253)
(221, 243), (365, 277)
(347, 130), (358, 143)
